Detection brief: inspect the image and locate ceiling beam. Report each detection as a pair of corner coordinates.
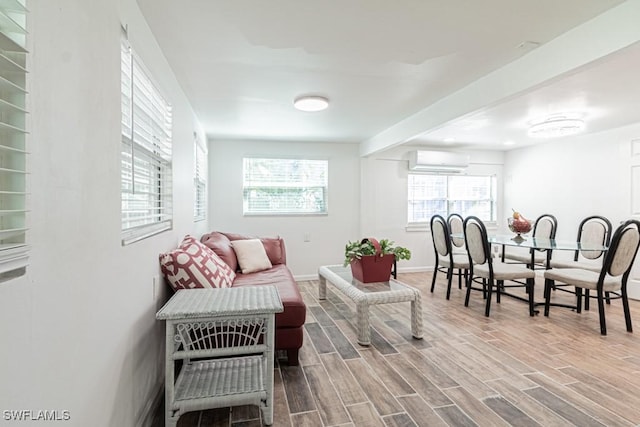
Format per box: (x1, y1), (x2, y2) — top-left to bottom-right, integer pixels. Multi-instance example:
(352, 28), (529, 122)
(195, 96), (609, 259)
(360, 0), (640, 157)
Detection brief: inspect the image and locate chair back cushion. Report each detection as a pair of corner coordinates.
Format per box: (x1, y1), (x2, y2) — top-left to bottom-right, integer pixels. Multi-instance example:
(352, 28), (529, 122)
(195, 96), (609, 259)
(580, 219), (608, 260)
(448, 214), (465, 248)
(465, 218), (487, 265)
(431, 216), (450, 257)
(608, 223), (640, 277)
(534, 215), (556, 239)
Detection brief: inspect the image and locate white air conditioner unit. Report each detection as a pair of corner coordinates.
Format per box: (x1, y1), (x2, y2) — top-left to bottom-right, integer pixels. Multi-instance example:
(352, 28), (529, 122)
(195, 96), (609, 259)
(408, 150), (469, 173)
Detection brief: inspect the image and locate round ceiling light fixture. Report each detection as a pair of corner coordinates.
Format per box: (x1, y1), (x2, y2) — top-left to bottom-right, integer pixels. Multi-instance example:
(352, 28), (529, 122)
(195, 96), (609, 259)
(528, 114), (585, 139)
(293, 95), (329, 112)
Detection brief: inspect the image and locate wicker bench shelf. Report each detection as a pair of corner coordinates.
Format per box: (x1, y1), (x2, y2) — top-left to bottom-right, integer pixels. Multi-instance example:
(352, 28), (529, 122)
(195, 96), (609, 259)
(157, 286), (283, 427)
(174, 356), (266, 404)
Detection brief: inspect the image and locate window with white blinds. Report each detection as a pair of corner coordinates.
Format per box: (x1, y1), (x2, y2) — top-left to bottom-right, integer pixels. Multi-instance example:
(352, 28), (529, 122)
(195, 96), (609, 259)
(243, 158), (328, 215)
(121, 37), (173, 245)
(408, 174), (496, 224)
(193, 134), (206, 221)
(0, 1), (28, 281)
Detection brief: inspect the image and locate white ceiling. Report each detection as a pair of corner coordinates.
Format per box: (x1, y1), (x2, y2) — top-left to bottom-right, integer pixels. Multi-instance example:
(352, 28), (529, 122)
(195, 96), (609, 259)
(136, 0), (640, 154)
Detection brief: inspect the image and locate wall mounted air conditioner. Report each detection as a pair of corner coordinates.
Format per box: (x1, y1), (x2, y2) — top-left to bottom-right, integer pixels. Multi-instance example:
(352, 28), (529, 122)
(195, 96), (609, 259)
(408, 150), (469, 173)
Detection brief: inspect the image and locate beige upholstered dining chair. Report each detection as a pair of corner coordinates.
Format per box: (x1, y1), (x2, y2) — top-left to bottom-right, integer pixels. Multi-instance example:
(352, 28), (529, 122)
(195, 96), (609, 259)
(447, 213), (467, 290)
(550, 215), (612, 271)
(430, 214), (469, 300)
(503, 213), (558, 268)
(550, 215), (612, 310)
(463, 216), (536, 317)
(447, 213), (466, 254)
(543, 219), (640, 335)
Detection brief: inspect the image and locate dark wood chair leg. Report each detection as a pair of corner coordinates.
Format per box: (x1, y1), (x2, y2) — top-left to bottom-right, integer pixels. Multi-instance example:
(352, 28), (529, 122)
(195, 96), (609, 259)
(584, 289), (590, 310)
(622, 287), (633, 332)
(544, 278), (553, 317)
(496, 280), (502, 304)
(528, 278), (535, 317)
(446, 268), (453, 300)
(597, 288), (607, 335)
(430, 266), (438, 293)
(464, 275), (473, 307)
(576, 287), (583, 313)
(484, 279), (493, 317)
(458, 268), (462, 289)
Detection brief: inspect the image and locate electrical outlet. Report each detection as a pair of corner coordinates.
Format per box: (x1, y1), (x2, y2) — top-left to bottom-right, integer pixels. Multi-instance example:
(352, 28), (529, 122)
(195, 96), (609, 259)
(304, 233), (311, 242)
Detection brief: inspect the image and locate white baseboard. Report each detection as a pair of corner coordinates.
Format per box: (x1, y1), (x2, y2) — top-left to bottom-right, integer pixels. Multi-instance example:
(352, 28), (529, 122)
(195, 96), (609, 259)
(628, 278), (640, 301)
(397, 266), (433, 273)
(294, 274), (319, 281)
(294, 266), (434, 282)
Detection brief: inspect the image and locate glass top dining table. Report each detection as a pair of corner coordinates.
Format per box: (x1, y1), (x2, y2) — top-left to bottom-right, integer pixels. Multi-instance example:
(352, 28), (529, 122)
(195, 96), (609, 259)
(488, 234), (607, 252)
(450, 233), (608, 269)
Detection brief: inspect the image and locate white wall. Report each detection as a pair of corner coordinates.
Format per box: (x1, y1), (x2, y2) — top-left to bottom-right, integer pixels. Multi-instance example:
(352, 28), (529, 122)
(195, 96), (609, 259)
(0, 1), (206, 426)
(361, 146), (505, 272)
(504, 122), (640, 297)
(208, 139), (361, 279)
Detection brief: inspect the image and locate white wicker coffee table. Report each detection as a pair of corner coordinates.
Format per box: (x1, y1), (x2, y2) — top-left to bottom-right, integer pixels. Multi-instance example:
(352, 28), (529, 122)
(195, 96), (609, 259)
(318, 265), (423, 346)
(156, 286), (283, 426)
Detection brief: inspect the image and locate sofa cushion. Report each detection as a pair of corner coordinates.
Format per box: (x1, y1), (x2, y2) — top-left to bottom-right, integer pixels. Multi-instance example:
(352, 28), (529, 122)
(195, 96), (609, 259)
(160, 236), (236, 291)
(200, 232), (238, 272)
(232, 264), (306, 329)
(223, 232), (287, 266)
(230, 238), (273, 274)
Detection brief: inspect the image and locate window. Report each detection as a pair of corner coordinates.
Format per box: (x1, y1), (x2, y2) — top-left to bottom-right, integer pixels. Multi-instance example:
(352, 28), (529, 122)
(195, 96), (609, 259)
(243, 158), (328, 215)
(193, 134), (207, 221)
(121, 37), (173, 245)
(408, 174), (496, 224)
(0, 1), (28, 281)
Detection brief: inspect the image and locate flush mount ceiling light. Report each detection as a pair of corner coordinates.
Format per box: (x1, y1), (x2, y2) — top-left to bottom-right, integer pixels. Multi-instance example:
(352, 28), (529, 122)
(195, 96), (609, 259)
(293, 95), (329, 112)
(528, 114), (585, 139)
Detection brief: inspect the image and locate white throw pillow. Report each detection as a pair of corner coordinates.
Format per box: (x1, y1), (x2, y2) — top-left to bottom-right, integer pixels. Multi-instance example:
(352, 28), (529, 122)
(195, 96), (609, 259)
(231, 238), (273, 274)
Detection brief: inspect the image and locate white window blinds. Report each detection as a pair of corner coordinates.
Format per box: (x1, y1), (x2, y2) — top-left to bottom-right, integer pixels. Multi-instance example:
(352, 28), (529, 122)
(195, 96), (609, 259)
(243, 158), (328, 215)
(193, 134), (206, 221)
(121, 37), (173, 245)
(407, 174), (496, 223)
(0, 0), (28, 281)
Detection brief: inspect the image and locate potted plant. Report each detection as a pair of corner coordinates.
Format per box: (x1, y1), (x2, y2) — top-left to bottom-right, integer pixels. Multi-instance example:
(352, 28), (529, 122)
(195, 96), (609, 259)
(343, 238), (412, 283)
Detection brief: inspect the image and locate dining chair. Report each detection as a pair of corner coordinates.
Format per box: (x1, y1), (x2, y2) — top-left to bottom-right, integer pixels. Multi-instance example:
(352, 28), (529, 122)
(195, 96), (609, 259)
(463, 216), (536, 317)
(549, 215), (612, 310)
(430, 214), (469, 300)
(550, 215), (612, 271)
(447, 213), (467, 289)
(503, 213), (558, 269)
(543, 219), (640, 335)
(447, 213), (466, 254)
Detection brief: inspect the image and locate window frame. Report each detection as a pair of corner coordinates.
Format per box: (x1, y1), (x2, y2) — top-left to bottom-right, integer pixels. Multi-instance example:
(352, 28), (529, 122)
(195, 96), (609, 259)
(407, 173), (497, 227)
(242, 157), (329, 216)
(0, 0), (29, 281)
(120, 36), (173, 245)
(193, 133), (207, 222)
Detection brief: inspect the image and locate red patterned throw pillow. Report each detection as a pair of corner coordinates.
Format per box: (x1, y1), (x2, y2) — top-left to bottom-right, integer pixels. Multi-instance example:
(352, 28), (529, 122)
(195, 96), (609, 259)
(160, 235), (236, 291)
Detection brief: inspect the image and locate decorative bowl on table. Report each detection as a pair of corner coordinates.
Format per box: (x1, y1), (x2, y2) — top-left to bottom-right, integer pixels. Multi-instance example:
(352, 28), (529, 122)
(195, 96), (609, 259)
(508, 217), (532, 241)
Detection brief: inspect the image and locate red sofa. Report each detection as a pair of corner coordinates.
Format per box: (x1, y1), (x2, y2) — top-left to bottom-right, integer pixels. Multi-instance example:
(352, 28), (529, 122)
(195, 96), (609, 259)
(200, 231), (306, 365)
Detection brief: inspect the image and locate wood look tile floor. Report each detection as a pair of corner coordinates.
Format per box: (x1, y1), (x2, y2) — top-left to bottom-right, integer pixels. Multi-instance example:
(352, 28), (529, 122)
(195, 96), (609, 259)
(154, 272), (640, 426)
